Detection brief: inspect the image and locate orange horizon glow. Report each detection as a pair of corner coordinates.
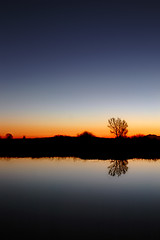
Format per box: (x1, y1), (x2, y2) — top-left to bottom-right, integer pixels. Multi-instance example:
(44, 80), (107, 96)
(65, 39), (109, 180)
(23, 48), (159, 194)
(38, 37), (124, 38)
(0, 125), (159, 139)
(1, 108), (160, 139)
(1, 115), (160, 138)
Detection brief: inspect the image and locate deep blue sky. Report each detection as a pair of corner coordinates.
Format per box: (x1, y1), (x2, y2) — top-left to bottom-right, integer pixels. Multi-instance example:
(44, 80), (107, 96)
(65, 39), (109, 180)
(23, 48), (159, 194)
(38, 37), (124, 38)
(1, 0), (160, 137)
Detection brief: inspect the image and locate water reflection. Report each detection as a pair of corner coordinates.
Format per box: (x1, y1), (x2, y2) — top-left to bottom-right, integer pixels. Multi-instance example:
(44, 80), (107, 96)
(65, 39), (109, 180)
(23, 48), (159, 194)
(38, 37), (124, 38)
(108, 160), (128, 177)
(0, 158), (160, 239)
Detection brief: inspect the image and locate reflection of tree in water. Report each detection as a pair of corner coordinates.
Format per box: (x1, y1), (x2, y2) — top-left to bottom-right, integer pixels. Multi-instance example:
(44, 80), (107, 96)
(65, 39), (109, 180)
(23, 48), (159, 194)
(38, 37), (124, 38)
(108, 160), (128, 177)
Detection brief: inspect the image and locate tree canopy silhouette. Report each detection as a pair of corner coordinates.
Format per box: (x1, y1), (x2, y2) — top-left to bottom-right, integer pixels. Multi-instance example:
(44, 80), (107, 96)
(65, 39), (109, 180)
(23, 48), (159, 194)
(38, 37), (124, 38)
(5, 133), (13, 139)
(108, 117), (128, 138)
(77, 131), (95, 138)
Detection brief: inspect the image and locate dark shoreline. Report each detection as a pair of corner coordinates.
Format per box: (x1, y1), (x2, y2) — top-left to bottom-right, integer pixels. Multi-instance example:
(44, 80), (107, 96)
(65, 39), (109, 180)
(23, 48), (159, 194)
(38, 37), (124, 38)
(0, 135), (160, 160)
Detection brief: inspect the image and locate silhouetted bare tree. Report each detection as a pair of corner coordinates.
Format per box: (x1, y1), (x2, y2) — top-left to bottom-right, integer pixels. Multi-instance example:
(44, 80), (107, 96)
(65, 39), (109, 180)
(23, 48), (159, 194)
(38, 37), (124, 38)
(108, 160), (128, 177)
(108, 117), (128, 138)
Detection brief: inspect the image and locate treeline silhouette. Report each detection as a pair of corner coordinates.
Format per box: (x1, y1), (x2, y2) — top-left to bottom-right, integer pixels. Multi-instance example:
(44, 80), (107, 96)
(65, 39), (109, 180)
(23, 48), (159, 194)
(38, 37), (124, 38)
(0, 132), (160, 159)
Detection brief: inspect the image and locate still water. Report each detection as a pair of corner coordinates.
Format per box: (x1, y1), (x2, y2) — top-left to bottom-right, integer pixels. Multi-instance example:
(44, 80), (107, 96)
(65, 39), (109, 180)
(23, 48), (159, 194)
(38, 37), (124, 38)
(0, 157), (160, 239)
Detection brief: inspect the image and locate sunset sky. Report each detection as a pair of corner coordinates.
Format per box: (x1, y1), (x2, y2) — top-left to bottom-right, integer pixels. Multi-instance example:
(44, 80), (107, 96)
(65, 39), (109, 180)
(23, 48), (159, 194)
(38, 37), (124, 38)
(0, 0), (160, 138)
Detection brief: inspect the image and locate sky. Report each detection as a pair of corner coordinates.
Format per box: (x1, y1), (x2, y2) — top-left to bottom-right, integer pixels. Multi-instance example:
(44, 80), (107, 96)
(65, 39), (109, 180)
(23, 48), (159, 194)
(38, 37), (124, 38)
(0, 0), (160, 138)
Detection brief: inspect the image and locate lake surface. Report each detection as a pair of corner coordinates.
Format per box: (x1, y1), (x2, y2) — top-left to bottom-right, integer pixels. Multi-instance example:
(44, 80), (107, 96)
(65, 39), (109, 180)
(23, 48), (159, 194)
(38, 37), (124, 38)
(0, 157), (160, 239)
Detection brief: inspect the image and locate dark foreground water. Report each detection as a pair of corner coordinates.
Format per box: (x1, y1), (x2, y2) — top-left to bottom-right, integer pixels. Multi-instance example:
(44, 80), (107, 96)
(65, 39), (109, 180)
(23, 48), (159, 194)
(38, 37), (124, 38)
(0, 157), (160, 239)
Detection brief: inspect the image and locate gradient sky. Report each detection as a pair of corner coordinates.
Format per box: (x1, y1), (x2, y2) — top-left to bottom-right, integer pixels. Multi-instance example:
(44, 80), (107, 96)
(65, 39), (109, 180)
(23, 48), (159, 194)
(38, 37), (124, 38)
(0, 0), (160, 138)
